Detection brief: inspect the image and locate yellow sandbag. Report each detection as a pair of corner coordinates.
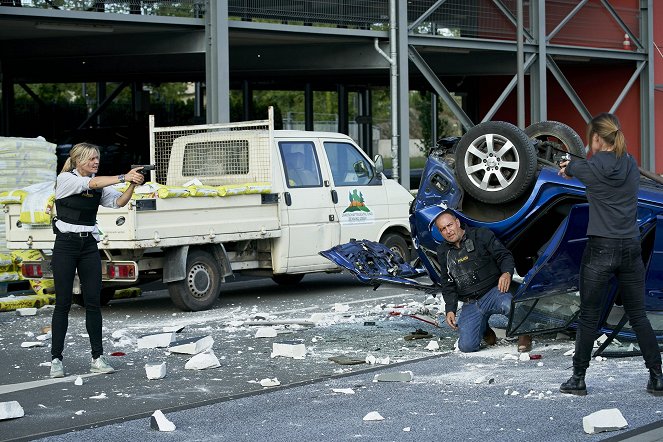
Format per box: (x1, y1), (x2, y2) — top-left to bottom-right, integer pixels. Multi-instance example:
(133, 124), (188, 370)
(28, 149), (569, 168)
(114, 287), (141, 299)
(0, 272), (19, 282)
(187, 185), (219, 197)
(0, 189), (27, 205)
(157, 186), (190, 198)
(0, 253), (13, 273)
(30, 278), (55, 296)
(217, 182), (271, 197)
(18, 181), (56, 225)
(0, 293), (55, 311)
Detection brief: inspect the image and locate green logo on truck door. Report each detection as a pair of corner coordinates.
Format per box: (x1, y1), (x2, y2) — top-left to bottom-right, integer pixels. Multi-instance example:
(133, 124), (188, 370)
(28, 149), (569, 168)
(341, 189), (374, 224)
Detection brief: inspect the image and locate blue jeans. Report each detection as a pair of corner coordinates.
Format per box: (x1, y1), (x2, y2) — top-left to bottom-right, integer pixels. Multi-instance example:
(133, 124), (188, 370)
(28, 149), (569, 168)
(456, 287), (512, 352)
(51, 234), (104, 360)
(573, 236), (661, 370)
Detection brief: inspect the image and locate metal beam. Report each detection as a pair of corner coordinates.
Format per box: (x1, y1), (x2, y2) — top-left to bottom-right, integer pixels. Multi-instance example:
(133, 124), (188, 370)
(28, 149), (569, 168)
(491, 0), (534, 42)
(546, 55), (592, 123)
(76, 81), (129, 131)
(516, 0), (525, 129)
(396, 0), (410, 188)
(600, 0), (642, 50)
(205, 0), (230, 123)
(408, 46), (474, 131)
(609, 61), (646, 114)
(483, 54), (536, 123)
(641, 0), (655, 170)
(408, 0), (448, 32)
(547, 0), (588, 42)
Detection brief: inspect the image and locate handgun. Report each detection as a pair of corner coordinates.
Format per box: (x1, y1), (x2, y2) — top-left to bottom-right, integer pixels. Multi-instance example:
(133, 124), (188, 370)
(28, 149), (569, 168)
(131, 164), (156, 176)
(553, 152), (571, 167)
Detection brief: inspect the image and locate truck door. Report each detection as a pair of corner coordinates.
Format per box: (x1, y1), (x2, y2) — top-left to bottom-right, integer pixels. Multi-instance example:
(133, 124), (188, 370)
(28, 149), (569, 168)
(320, 140), (390, 244)
(279, 141), (339, 271)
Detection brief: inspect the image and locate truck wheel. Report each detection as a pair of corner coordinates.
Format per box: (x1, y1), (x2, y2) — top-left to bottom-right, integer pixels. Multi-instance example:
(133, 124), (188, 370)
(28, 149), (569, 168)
(455, 121), (537, 204)
(525, 121), (586, 167)
(381, 233), (410, 262)
(272, 274), (305, 285)
(72, 287), (116, 307)
(168, 250), (222, 311)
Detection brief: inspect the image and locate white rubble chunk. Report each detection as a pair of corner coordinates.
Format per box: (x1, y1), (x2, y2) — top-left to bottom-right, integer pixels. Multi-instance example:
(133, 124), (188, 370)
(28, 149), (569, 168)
(309, 313), (328, 324)
(332, 388), (355, 395)
(403, 427), (411, 432)
(333, 303), (350, 313)
(519, 353), (530, 361)
(0, 401), (24, 420)
(365, 354), (390, 365)
(583, 408), (628, 434)
(21, 341), (45, 348)
(184, 350), (221, 370)
(74, 410), (85, 415)
(255, 327), (278, 338)
(150, 409), (176, 432)
(363, 411), (384, 421)
(145, 362), (167, 380)
(563, 349), (575, 356)
(259, 378), (280, 387)
(137, 332), (176, 349)
(16, 308), (37, 316)
(494, 328), (506, 339)
(168, 336), (214, 355)
(474, 375), (487, 384)
(425, 340), (440, 351)
(373, 371), (413, 382)
(36, 332), (51, 341)
(74, 376), (83, 386)
(502, 354), (518, 361)
(595, 356), (607, 362)
(271, 340), (306, 359)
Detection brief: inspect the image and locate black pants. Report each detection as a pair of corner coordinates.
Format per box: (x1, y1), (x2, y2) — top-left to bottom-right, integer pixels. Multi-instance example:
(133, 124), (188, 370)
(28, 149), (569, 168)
(573, 236), (661, 370)
(51, 234), (103, 360)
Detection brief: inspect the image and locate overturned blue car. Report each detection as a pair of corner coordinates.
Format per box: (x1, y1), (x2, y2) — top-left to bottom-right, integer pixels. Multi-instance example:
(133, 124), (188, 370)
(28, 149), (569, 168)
(322, 121), (663, 348)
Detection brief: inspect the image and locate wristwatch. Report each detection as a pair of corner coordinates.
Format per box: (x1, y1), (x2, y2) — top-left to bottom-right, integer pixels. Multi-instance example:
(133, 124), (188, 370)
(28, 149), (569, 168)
(118, 174), (126, 183)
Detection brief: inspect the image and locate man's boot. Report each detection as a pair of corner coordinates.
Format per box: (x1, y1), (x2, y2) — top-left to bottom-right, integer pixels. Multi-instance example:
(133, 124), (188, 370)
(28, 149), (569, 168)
(647, 365), (663, 396)
(560, 367), (587, 396)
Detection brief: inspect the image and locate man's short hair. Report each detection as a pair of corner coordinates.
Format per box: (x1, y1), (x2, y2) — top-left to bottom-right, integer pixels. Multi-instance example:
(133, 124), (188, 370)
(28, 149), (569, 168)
(435, 208), (457, 223)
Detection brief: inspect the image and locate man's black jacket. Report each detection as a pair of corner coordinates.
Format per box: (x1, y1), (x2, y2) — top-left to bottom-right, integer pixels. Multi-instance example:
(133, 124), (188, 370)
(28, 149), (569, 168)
(435, 226), (515, 314)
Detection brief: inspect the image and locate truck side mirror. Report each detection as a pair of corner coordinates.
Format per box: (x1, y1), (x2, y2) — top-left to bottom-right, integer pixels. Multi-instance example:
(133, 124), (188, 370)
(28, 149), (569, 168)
(373, 155), (384, 175)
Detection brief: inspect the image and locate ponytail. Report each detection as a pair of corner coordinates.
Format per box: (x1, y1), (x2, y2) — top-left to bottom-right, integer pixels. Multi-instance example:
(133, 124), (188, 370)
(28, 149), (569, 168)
(60, 142), (101, 174)
(586, 112), (627, 158)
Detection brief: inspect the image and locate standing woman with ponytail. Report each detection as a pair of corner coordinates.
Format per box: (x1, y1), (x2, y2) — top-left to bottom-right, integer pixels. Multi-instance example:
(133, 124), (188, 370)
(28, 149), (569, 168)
(557, 113), (662, 396)
(49, 143), (145, 378)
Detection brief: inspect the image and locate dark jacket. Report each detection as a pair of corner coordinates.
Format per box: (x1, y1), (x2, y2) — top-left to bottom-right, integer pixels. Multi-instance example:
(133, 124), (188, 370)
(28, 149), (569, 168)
(565, 151), (639, 238)
(436, 226), (515, 314)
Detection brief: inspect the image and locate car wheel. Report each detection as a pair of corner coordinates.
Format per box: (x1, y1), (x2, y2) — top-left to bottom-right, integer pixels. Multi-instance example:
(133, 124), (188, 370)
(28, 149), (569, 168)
(167, 249), (222, 311)
(272, 274), (305, 285)
(455, 121), (537, 204)
(525, 121), (586, 167)
(381, 233), (410, 262)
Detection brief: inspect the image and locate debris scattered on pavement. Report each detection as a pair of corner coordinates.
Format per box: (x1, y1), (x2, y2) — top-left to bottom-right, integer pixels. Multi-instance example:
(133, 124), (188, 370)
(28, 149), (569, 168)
(255, 327), (277, 338)
(36, 331), (51, 341)
(259, 378), (280, 387)
(74, 376), (83, 386)
(137, 332), (176, 349)
(333, 303), (350, 312)
(16, 307), (37, 316)
(244, 319), (315, 327)
(168, 336), (214, 355)
(145, 362), (167, 380)
(563, 349), (574, 356)
(332, 388), (355, 395)
(20, 341), (44, 348)
(74, 410), (85, 416)
(373, 371), (413, 382)
(404, 328), (433, 340)
(365, 354), (390, 365)
(425, 340), (440, 351)
(0, 401), (24, 420)
(583, 408), (628, 434)
(89, 393), (107, 400)
(362, 411), (384, 421)
(328, 355), (366, 365)
(150, 409), (176, 432)
(184, 350), (221, 370)
(271, 340), (306, 359)
(519, 353), (530, 361)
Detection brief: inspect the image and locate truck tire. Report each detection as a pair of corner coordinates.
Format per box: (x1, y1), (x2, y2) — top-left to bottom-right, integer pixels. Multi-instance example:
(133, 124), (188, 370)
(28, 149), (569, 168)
(525, 121), (586, 167)
(167, 249), (222, 311)
(455, 121), (537, 204)
(272, 274), (305, 285)
(381, 233), (410, 262)
(72, 287), (116, 307)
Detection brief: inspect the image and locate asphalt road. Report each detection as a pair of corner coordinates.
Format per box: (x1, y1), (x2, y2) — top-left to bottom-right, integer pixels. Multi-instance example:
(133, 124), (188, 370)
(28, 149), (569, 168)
(1, 273), (662, 442)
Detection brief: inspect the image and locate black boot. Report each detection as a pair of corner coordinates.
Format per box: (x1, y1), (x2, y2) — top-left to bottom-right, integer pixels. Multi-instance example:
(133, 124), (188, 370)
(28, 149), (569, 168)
(647, 365), (663, 396)
(560, 367), (587, 396)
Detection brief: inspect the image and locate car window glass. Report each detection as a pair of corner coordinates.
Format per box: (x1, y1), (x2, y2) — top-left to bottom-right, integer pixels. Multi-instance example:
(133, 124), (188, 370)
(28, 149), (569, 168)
(279, 141), (322, 188)
(323, 142), (373, 186)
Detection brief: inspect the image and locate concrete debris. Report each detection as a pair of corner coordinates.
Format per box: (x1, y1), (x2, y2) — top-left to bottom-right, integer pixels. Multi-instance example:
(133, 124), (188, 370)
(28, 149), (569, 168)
(36, 331), (51, 341)
(502, 354), (518, 361)
(563, 349), (574, 356)
(21, 341), (44, 348)
(332, 303), (350, 313)
(168, 336), (214, 355)
(74, 410), (85, 415)
(255, 327), (278, 338)
(145, 362), (167, 380)
(362, 411), (384, 421)
(373, 371), (413, 382)
(365, 354), (390, 365)
(271, 340), (306, 359)
(137, 332), (176, 349)
(583, 408), (628, 434)
(309, 313), (328, 324)
(244, 319), (315, 326)
(259, 378), (280, 387)
(328, 355), (365, 365)
(162, 325), (185, 333)
(16, 307), (37, 316)
(595, 356), (607, 362)
(519, 353), (530, 361)
(184, 350), (221, 370)
(150, 409), (176, 432)
(0, 401), (25, 420)
(494, 328), (506, 339)
(111, 329), (137, 347)
(89, 393), (107, 399)
(403, 427), (411, 432)
(332, 388), (355, 395)
(425, 340), (440, 351)
(74, 376), (83, 386)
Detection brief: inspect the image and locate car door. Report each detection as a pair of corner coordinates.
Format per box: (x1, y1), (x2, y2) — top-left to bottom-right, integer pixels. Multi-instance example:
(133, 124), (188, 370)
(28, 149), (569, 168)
(320, 140), (388, 243)
(279, 140), (339, 271)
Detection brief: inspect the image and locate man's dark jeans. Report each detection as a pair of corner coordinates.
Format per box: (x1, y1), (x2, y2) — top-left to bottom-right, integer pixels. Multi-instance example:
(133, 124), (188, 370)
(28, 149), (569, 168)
(573, 236), (661, 370)
(51, 234), (103, 360)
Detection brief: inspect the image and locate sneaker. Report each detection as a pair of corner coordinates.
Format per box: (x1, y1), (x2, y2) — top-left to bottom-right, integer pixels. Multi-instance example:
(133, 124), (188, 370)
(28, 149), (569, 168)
(50, 358), (65, 378)
(90, 355), (115, 374)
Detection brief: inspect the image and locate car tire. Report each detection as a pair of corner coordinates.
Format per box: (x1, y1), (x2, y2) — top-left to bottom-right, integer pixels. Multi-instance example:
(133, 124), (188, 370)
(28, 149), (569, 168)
(525, 121), (586, 167)
(272, 274), (305, 285)
(455, 121), (537, 204)
(167, 249), (222, 311)
(381, 233), (410, 262)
